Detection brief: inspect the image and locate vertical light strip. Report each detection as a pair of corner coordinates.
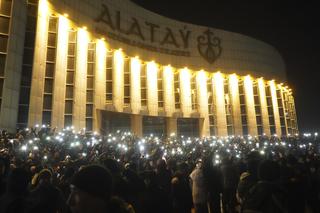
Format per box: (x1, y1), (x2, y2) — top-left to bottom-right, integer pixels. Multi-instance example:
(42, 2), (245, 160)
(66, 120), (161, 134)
(130, 57), (141, 114)
(213, 72), (227, 136)
(93, 39), (106, 131)
(146, 61), (158, 116)
(269, 80), (281, 136)
(196, 70), (210, 137)
(244, 75), (258, 136)
(163, 65), (175, 116)
(73, 28), (88, 130)
(28, 0), (49, 126)
(113, 49), (124, 112)
(258, 78), (271, 136)
(179, 68), (192, 117)
(228, 74), (242, 136)
(279, 86), (288, 135)
(51, 15), (69, 129)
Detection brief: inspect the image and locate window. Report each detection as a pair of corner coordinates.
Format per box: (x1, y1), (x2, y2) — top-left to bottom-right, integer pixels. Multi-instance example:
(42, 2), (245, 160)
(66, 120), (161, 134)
(106, 52), (113, 101)
(158, 68), (163, 108)
(141, 64), (147, 106)
(0, 16), (10, 34)
(64, 30), (76, 127)
(0, 0), (12, 16)
(0, 35), (8, 52)
(174, 71), (180, 109)
(65, 100), (73, 114)
(124, 58), (130, 104)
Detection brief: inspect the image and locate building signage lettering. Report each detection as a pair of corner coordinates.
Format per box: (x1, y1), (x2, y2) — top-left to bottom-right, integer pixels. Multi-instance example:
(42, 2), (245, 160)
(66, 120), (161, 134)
(94, 3), (221, 62)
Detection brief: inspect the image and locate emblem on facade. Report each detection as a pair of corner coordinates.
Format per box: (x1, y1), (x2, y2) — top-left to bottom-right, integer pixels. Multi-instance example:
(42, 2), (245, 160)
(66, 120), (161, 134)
(197, 29), (222, 64)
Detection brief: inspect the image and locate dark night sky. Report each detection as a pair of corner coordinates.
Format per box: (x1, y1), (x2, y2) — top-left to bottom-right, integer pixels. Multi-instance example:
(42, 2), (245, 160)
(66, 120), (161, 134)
(131, 0), (320, 133)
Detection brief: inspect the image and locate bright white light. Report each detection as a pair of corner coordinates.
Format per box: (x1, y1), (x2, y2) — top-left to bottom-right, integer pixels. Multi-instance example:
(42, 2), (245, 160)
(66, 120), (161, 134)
(43, 155), (48, 160)
(21, 145), (27, 151)
(82, 153), (87, 157)
(260, 150), (265, 155)
(33, 146), (39, 151)
(28, 140), (33, 144)
(139, 145), (145, 152)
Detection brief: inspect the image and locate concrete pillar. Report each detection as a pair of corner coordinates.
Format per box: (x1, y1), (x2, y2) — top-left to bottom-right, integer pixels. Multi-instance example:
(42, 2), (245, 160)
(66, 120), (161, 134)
(94, 39), (106, 132)
(196, 71), (210, 137)
(51, 15), (69, 129)
(146, 61), (158, 116)
(179, 68), (192, 117)
(228, 74), (242, 136)
(257, 78), (270, 136)
(213, 72), (227, 136)
(130, 57), (141, 114)
(28, 0), (49, 126)
(279, 86), (288, 136)
(163, 65), (175, 116)
(269, 80), (281, 136)
(131, 114), (142, 137)
(166, 117), (177, 136)
(244, 76), (258, 136)
(73, 28), (88, 130)
(0, 0), (27, 132)
(113, 49), (124, 112)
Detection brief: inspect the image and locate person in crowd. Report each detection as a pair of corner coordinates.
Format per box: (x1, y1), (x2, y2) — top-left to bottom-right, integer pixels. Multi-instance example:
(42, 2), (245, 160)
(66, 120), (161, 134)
(221, 157), (239, 213)
(241, 160), (288, 213)
(27, 168), (67, 213)
(0, 168), (30, 213)
(190, 159), (208, 213)
(237, 151), (261, 205)
(171, 162), (193, 213)
(0, 125), (319, 213)
(203, 154), (223, 213)
(67, 164), (133, 213)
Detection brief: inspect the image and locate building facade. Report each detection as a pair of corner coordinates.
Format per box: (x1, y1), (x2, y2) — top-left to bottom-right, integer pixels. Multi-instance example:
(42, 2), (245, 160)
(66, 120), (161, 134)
(0, 0), (298, 137)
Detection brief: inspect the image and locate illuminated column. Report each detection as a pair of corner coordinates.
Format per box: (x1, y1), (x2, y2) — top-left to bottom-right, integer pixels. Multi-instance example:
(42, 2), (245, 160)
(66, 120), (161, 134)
(289, 93), (298, 134)
(94, 39), (107, 132)
(269, 80), (281, 136)
(196, 71), (210, 137)
(113, 49), (124, 112)
(131, 114), (142, 137)
(213, 72), (227, 136)
(228, 74), (242, 136)
(163, 65), (175, 116)
(258, 78), (271, 136)
(279, 86), (288, 135)
(244, 76), (258, 136)
(130, 57), (141, 114)
(146, 61), (158, 116)
(0, 0), (27, 131)
(28, 0), (49, 126)
(73, 28), (88, 130)
(51, 15), (69, 129)
(179, 68), (192, 117)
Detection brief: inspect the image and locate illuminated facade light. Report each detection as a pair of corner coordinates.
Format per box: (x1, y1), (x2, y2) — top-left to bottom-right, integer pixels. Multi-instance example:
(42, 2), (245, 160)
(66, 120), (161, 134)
(0, 0), (298, 138)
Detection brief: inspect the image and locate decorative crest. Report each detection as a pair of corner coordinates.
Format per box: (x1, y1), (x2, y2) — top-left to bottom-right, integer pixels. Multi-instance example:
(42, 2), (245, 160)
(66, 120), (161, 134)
(197, 29), (222, 64)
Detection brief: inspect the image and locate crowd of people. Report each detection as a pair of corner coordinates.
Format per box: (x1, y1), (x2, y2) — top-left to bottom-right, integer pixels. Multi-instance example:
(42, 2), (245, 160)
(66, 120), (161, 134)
(0, 125), (319, 213)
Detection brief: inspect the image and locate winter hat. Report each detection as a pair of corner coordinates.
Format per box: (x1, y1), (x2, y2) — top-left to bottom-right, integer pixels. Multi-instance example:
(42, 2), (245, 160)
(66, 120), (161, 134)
(71, 165), (113, 200)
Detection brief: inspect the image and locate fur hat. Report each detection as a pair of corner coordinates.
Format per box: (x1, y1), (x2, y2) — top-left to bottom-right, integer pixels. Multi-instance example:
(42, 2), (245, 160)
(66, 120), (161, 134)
(71, 165), (113, 200)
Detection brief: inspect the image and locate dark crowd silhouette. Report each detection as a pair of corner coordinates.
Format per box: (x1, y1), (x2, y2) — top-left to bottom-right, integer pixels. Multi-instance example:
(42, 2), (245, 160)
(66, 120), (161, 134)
(0, 126), (319, 213)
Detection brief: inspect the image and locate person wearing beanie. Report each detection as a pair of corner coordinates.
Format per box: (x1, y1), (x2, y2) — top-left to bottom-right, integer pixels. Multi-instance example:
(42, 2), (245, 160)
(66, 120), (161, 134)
(67, 165), (113, 213)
